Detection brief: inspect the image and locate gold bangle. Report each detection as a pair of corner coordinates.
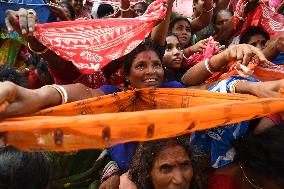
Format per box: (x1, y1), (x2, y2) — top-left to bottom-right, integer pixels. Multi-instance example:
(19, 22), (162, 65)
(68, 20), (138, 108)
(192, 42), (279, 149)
(229, 80), (246, 93)
(27, 42), (49, 55)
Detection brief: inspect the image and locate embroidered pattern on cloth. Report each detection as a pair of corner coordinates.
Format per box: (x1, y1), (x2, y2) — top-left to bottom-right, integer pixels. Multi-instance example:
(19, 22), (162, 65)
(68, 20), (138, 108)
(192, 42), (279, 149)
(33, 0), (167, 74)
(234, 0), (284, 39)
(181, 36), (220, 70)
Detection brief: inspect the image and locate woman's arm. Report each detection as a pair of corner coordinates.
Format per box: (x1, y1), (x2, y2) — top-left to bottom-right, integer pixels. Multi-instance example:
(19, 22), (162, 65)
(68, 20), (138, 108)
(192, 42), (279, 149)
(190, 0), (214, 34)
(263, 35), (284, 61)
(0, 82), (104, 118)
(181, 44), (266, 86)
(5, 8), (69, 69)
(150, 0), (174, 47)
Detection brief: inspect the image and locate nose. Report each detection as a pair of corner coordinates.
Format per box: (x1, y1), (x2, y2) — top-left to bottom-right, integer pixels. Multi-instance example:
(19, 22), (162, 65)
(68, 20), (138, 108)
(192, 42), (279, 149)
(173, 47), (181, 56)
(171, 169), (184, 186)
(256, 43), (265, 50)
(145, 65), (155, 74)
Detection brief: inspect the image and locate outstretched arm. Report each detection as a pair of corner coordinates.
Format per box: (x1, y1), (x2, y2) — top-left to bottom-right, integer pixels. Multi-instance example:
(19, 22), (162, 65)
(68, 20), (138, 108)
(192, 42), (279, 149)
(5, 8), (69, 70)
(0, 82), (104, 118)
(150, 0), (174, 47)
(181, 44), (266, 86)
(190, 0), (214, 34)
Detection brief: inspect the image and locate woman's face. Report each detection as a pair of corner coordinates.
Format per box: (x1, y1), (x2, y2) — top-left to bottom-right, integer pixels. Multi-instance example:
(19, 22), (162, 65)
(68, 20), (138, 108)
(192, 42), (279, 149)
(163, 36), (183, 70)
(126, 50), (164, 88)
(134, 4), (145, 17)
(214, 11), (232, 34)
(151, 144), (193, 189)
(172, 20), (192, 48)
(247, 34), (267, 50)
(72, 0), (83, 13)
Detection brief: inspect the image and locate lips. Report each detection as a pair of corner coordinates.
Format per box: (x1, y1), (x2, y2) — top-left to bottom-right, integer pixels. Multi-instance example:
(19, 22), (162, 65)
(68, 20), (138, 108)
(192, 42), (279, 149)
(172, 58), (182, 62)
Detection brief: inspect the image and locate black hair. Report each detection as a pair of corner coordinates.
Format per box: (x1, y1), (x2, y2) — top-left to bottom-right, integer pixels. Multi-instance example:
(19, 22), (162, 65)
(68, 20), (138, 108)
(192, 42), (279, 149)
(239, 26), (270, 44)
(59, 2), (76, 20)
(169, 16), (192, 34)
(128, 136), (194, 189)
(97, 3), (114, 18)
(0, 65), (27, 87)
(212, 9), (233, 25)
(123, 39), (165, 77)
(234, 122), (284, 187)
(0, 147), (51, 189)
(134, 2), (149, 12)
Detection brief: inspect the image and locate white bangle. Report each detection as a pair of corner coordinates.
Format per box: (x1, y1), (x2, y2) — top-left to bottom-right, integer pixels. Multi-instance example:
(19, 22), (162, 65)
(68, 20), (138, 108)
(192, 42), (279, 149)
(204, 58), (214, 74)
(41, 84), (68, 104)
(119, 6), (130, 12)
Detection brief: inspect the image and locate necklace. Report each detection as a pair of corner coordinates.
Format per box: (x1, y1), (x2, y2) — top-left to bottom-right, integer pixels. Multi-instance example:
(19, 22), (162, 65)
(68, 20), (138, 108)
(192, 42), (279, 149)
(239, 163), (265, 189)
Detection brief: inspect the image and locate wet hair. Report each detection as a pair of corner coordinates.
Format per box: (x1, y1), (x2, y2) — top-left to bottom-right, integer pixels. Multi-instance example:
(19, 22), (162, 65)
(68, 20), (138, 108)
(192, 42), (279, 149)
(239, 26), (270, 44)
(123, 40), (165, 77)
(128, 136), (193, 189)
(97, 3), (114, 18)
(0, 65), (27, 87)
(59, 2), (76, 20)
(169, 16), (192, 34)
(212, 9), (233, 25)
(134, 2), (149, 12)
(234, 122), (284, 187)
(0, 147), (51, 189)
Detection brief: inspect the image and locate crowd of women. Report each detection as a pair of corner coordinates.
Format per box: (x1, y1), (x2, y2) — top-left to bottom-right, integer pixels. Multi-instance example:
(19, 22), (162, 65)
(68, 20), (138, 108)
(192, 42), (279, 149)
(0, 0), (284, 188)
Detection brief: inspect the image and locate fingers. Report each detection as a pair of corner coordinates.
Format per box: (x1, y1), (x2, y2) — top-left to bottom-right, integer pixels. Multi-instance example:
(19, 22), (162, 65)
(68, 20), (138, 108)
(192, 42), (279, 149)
(5, 8), (37, 36)
(18, 8), (28, 35)
(0, 101), (9, 114)
(5, 10), (17, 32)
(242, 46), (253, 66)
(27, 9), (36, 33)
(0, 82), (17, 107)
(227, 44), (267, 64)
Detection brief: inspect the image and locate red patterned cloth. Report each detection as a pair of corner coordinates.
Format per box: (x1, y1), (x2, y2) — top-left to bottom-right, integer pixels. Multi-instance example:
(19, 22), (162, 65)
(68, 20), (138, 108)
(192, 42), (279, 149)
(234, 0), (284, 39)
(181, 37), (220, 70)
(33, 0), (167, 74)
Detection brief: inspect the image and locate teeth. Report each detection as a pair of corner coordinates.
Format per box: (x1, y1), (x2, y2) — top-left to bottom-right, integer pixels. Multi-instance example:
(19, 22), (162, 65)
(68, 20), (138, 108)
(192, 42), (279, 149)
(145, 79), (156, 82)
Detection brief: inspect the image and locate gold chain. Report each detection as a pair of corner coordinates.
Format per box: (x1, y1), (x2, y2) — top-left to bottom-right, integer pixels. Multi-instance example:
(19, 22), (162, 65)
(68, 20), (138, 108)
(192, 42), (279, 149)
(239, 163), (265, 189)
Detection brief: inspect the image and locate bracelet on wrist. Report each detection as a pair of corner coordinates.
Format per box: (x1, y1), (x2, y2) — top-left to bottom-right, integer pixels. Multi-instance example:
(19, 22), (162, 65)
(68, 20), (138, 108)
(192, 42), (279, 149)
(41, 84), (68, 104)
(119, 6), (130, 12)
(204, 58), (217, 74)
(229, 80), (246, 93)
(27, 42), (49, 55)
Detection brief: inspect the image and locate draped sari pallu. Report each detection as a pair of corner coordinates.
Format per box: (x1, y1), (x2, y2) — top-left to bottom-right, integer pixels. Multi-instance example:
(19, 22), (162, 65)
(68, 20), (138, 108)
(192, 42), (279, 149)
(0, 88), (284, 151)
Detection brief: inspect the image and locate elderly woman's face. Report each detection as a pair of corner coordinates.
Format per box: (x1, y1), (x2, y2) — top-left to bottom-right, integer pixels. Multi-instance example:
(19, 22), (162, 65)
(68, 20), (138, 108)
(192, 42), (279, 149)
(151, 144), (193, 189)
(214, 11), (232, 34)
(125, 50), (164, 88)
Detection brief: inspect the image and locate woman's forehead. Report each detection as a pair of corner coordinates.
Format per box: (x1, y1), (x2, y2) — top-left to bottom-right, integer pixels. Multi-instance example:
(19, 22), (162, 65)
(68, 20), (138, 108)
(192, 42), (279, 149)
(134, 50), (160, 61)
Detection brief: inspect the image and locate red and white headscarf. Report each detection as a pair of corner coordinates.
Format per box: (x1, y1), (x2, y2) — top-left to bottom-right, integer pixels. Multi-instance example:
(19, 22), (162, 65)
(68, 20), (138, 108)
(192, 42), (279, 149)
(34, 0), (167, 74)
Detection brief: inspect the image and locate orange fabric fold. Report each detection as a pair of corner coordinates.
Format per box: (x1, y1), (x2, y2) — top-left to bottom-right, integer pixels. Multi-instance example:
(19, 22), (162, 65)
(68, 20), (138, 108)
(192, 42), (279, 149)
(0, 88), (283, 152)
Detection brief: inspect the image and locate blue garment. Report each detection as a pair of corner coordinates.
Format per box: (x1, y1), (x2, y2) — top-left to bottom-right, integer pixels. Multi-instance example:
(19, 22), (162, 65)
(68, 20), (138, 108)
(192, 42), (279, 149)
(99, 81), (187, 173)
(272, 52), (284, 65)
(190, 76), (259, 168)
(0, 0), (55, 27)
